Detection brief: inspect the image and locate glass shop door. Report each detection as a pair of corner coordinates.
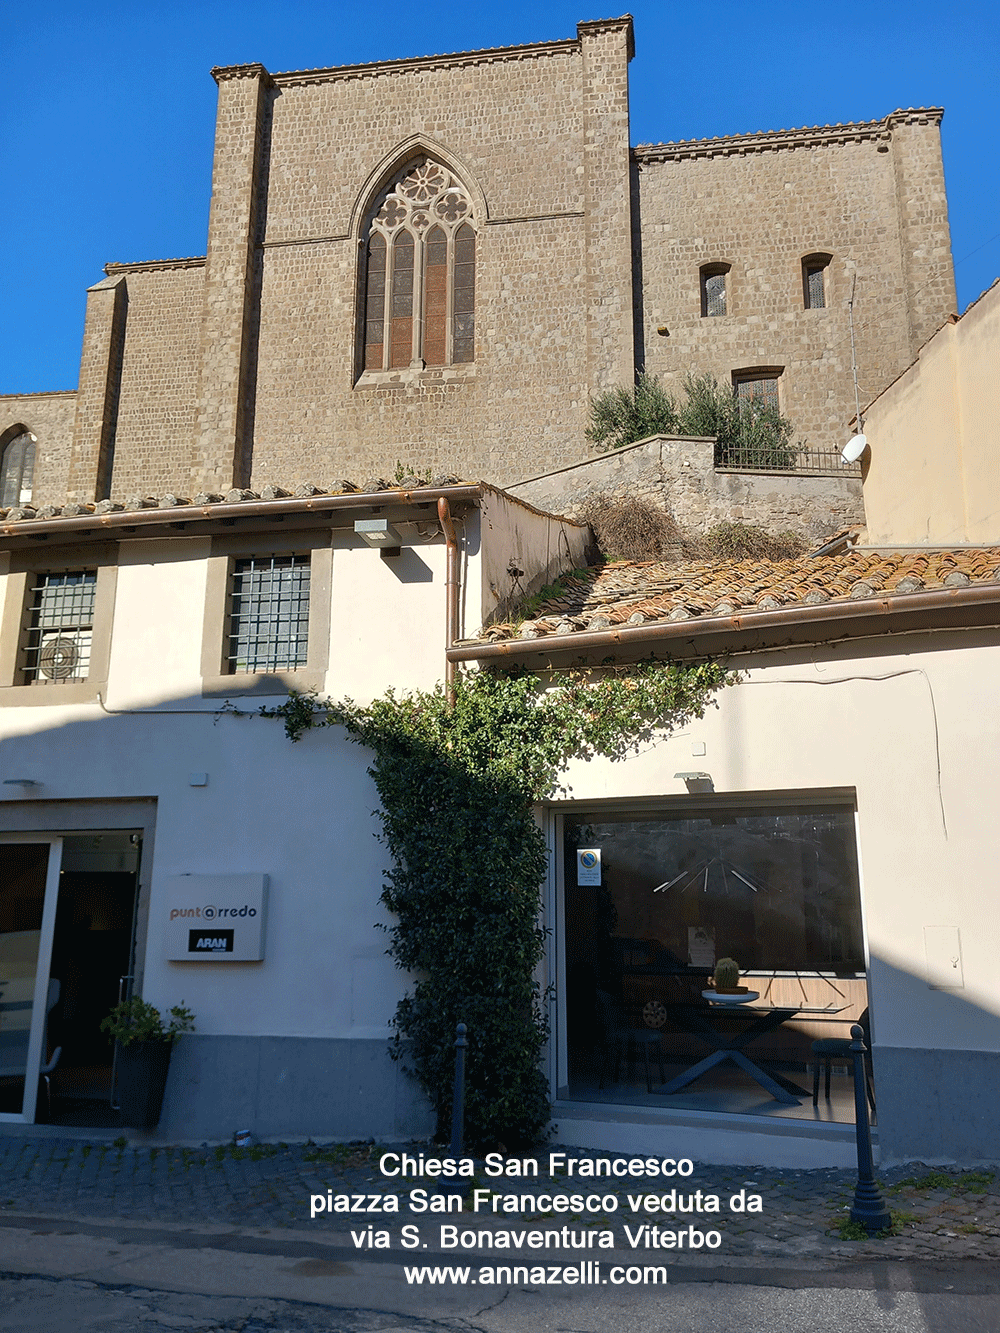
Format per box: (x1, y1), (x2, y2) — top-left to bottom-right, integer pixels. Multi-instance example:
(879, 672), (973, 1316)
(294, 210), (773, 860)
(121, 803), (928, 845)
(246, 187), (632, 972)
(0, 837), (62, 1123)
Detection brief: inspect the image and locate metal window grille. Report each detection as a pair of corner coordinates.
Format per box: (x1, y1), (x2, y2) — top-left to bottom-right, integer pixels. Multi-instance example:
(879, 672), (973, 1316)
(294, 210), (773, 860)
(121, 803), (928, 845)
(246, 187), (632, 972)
(702, 271), (727, 317)
(735, 374), (780, 412)
(805, 265), (826, 309)
(227, 555), (311, 674)
(23, 571), (97, 684)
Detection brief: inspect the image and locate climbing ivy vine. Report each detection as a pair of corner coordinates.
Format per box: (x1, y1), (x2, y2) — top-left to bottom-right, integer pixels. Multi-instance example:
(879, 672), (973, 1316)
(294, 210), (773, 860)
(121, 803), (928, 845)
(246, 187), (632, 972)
(262, 659), (733, 1148)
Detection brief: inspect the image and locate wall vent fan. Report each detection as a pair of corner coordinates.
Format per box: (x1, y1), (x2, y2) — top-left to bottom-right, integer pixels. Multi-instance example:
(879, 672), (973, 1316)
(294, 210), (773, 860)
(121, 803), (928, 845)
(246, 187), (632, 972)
(38, 630), (91, 680)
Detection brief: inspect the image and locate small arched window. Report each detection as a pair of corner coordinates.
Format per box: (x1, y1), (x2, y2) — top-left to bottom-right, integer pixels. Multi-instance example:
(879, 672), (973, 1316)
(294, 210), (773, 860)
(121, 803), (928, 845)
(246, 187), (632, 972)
(802, 253), (832, 309)
(700, 263), (730, 318)
(361, 158), (476, 371)
(0, 426), (36, 507)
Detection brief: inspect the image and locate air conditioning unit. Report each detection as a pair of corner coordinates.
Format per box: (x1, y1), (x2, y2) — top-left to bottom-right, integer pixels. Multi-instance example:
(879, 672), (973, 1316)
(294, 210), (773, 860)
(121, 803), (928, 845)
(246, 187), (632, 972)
(37, 630), (91, 681)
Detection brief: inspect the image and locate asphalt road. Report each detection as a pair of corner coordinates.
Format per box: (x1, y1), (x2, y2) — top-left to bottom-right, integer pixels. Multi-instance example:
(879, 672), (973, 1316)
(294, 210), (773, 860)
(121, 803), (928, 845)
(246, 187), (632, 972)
(3, 1269), (1000, 1333)
(3, 1222), (1000, 1333)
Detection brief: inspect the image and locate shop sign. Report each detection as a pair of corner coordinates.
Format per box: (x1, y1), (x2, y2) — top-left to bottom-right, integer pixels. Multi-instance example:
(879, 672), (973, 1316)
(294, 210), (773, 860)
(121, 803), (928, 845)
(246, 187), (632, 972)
(165, 874), (268, 961)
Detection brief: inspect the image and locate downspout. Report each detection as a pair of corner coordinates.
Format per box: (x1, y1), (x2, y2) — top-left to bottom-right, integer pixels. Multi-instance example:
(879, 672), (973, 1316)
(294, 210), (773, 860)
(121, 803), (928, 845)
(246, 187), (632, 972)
(437, 496), (460, 707)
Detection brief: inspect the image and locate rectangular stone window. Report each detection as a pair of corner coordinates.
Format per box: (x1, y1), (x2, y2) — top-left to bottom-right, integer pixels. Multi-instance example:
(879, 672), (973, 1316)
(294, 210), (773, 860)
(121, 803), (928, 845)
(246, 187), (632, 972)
(0, 548), (117, 706)
(201, 533), (331, 698)
(700, 264), (730, 317)
(21, 571), (97, 684)
(734, 371), (780, 412)
(802, 254), (831, 310)
(226, 555), (311, 674)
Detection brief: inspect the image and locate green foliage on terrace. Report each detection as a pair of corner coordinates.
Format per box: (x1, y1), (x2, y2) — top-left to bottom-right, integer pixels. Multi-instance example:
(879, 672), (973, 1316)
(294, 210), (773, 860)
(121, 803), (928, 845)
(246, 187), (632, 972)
(261, 660), (733, 1148)
(587, 372), (799, 470)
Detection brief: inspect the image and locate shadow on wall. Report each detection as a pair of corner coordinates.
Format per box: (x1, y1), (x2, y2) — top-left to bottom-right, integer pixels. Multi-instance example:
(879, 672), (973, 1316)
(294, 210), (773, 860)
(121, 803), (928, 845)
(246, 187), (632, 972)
(3, 697), (1000, 1160)
(0, 690), (434, 1142)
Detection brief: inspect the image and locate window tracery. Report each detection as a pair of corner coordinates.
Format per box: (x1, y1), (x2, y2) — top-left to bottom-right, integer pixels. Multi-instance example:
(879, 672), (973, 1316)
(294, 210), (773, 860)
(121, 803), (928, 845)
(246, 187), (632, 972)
(0, 428), (36, 507)
(362, 158), (476, 371)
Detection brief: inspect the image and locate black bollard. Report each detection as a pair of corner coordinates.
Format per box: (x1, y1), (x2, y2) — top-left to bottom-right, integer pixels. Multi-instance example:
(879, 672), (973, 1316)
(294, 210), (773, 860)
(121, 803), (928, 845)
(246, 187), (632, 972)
(848, 1023), (892, 1234)
(437, 1022), (468, 1199)
(450, 1022), (468, 1160)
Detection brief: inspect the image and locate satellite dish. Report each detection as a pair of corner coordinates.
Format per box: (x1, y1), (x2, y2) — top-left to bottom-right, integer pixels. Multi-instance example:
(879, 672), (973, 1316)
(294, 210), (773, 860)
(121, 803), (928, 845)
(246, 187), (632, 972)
(841, 432), (868, 464)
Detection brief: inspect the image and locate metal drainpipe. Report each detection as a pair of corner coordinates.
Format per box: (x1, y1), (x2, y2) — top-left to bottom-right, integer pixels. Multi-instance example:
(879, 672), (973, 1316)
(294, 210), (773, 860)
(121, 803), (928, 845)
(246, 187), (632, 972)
(437, 496), (460, 707)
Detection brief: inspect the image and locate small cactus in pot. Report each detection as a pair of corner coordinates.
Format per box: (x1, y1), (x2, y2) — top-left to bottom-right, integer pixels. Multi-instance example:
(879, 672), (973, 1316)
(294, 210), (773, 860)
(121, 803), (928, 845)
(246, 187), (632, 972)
(712, 957), (744, 993)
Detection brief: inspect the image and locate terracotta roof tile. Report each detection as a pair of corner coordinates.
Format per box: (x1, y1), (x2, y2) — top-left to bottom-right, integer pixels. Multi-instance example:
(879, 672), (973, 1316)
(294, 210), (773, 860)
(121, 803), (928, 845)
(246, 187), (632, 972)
(478, 548), (1000, 643)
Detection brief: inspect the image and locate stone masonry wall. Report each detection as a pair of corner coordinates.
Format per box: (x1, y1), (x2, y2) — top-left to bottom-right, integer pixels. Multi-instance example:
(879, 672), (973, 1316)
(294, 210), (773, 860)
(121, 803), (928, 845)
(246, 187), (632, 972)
(4, 28), (957, 518)
(247, 20), (634, 491)
(636, 113), (956, 458)
(0, 391), (78, 509)
(105, 261), (205, 501)
(508, 435), (864, 546)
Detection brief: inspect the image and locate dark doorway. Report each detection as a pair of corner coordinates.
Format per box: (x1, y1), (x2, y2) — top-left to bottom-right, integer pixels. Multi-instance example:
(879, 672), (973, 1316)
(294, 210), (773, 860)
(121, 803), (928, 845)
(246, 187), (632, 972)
(45, 834), (140, 1126)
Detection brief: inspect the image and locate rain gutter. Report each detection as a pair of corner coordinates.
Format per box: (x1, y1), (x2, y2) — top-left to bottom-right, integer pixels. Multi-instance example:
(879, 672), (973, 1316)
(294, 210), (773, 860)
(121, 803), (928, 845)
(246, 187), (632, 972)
(437, 496), (460, 706)
(0, 485), (486, 545)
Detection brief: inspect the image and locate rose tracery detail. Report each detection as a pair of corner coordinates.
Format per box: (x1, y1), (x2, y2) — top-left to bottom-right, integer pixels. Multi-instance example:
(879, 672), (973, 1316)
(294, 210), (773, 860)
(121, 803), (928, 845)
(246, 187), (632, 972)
(368, 158), (473, 241)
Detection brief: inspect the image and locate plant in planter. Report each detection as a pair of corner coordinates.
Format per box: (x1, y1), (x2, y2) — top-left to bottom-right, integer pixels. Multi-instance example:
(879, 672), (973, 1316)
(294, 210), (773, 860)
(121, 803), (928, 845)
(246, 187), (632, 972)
(101, 998), (195, 1128)
(712, 958), (745, 994)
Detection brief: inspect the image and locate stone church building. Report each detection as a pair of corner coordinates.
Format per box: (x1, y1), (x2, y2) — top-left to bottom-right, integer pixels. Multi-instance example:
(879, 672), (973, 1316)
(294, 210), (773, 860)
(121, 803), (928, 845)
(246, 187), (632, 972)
(2, 14), (955, 515)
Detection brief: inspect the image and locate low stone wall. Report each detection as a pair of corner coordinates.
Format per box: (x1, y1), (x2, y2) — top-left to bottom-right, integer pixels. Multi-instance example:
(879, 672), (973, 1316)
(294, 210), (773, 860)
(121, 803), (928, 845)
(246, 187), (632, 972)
(507, 435), (864, 545)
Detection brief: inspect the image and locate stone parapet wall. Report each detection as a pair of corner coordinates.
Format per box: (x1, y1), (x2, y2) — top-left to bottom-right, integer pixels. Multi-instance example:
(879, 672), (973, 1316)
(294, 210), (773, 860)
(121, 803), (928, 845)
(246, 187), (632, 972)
(508, 435), (864, 544)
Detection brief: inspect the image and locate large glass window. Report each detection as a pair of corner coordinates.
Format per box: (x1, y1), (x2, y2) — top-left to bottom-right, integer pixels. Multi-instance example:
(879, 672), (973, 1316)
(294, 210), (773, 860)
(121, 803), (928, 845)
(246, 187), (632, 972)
(565, 803), (863, 980)
(562, 800), (866, 1115)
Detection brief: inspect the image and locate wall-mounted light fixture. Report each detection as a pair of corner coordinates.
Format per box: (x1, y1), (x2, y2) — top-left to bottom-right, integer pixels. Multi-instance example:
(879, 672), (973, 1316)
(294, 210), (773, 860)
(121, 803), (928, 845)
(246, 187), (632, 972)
(3, 778), (42, 789)
(674, 771), (714, 793)
(354, 518), (402, 557)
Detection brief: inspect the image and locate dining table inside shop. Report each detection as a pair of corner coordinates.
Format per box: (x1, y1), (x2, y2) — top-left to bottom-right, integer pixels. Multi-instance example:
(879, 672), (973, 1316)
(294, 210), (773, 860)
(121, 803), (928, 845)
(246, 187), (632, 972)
(655, 1000), (848, 1105)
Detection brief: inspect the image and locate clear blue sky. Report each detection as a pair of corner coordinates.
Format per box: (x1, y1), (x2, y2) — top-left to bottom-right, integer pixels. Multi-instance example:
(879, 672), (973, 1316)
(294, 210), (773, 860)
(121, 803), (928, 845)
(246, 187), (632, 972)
(3, 0), (997, 393)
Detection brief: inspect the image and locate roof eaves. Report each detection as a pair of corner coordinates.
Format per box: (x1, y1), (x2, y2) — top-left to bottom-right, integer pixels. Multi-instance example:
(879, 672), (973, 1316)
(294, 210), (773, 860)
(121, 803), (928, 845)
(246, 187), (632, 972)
(0, 484), (487, 545)
(449, 583), (1000, 664)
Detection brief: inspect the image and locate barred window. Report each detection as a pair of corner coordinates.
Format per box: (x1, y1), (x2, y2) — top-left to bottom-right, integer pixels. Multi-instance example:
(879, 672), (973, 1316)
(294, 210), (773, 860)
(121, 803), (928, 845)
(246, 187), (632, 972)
(362, 157), (476, 371)
(23, 571), (97, 684)
(700, 263), (730, 318)
(802, 253), (831, 309)
(227, 555), (311, 674)
(1, 427), (36, 507)
(734, 370), (781, 412)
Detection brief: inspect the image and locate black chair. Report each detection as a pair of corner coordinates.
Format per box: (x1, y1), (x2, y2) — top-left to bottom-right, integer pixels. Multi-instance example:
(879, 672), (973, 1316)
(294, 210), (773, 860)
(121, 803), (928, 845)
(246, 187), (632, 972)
(812, 1006), (875, 1113)
(595, 990), (665, 1093)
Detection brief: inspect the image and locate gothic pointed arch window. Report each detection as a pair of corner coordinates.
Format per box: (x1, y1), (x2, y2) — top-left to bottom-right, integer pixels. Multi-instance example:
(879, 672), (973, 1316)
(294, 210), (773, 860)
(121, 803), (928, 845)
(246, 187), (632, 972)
(361, 158), (476, 371)
(0, 426), (36, 507)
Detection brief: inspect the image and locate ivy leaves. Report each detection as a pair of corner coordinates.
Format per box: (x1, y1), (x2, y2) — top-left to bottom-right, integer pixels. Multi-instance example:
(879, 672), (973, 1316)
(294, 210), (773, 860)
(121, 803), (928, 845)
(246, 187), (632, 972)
(262, 657), (733, 1146)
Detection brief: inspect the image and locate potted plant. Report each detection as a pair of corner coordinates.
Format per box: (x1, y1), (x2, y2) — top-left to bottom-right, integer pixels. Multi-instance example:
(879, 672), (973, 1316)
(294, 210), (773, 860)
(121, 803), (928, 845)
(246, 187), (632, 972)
(711, 957), (748, 995)
(101, 998), (195, 1128)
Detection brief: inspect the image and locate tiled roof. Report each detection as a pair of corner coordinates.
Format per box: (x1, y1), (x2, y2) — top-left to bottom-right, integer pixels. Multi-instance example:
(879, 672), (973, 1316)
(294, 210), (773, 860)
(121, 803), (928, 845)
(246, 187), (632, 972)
(0, 477), (469, 531)
(473, 547), (1000, 644)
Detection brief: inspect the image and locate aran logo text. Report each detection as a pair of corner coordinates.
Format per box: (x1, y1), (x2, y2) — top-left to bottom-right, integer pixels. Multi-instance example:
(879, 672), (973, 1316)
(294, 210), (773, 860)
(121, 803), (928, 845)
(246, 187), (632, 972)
(188, 929), (234, 953)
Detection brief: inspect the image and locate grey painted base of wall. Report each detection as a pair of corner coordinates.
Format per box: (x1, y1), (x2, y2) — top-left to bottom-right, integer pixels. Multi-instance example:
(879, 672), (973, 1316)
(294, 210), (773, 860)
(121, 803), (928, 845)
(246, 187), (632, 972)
(875, 1046), (1000, 1165)
(157, 1036), (435, 1142)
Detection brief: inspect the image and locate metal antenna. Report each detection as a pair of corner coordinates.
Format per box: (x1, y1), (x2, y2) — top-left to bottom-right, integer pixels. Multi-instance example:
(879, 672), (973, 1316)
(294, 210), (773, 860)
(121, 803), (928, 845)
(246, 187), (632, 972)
(849, 273), (864, 431)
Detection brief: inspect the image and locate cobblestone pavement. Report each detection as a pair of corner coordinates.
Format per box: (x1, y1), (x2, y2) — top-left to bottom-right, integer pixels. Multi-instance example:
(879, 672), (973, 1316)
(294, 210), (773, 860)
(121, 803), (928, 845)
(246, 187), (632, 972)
(1, 1134), (998, 1268)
